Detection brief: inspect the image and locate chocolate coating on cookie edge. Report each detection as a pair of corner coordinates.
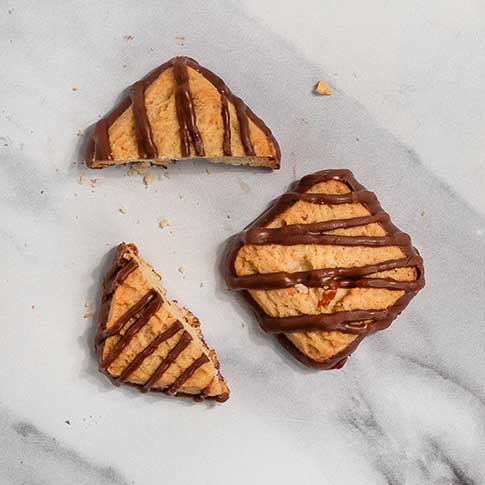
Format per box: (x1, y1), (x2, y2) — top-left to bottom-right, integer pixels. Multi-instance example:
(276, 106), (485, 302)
(86, 56), (280, 166)
(225, 169), (425, 369)
(95, 243), (229, 402)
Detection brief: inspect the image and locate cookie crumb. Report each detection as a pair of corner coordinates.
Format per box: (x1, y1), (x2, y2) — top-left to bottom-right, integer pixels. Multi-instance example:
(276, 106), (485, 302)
(123, 34), (135, 41)
(159, 218), (170, 228)
(78, 175), (85, 185)
(294, 283), (309, 294)
(83, 312), (93, 319)
(178, 265), (186, 274)
(31, 305), (35, 310)
(119, 207), (127, 215)
(72, 86), (78, 92)
(238, 179), (250, 193)
(143, 174), (156, 187)
(129, 161), (151, 175)
(200, 282), (204, 288)
(176, 35), (186, 46)
(65, 420), (71, 425)
(420, 210), (426, 217)
(76, 129), (83, 137)
(206, 168), (211, 175)
(315, 80), (332, 96)
(90, 178), (97, 189)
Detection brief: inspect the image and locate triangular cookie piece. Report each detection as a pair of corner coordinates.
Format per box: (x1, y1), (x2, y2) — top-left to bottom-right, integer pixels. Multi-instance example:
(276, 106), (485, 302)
(95, 243), (229, 402)
(226, 169), (424, 369)
(86, 56), (280, 169)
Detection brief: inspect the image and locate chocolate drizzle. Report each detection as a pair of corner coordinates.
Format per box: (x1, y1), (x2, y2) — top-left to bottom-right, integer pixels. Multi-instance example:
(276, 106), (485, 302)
(118, 320), (183, 384)
(173, 57), (205, 157)
(167, 354), (210, 395)
(103, 257), (139, 298)
(234, 97), (256, 156)
(86, 56), (280, 166)
(95, 244), (229, 402)
(92, 120), (112, 161)
(98, 289), (163, 371)
(220, 94), (231, 156)
(130, 81), (158, 159)
(229, 255), (422, 291)
(225, 169), (425, 369)
(142, 331), (193, 392)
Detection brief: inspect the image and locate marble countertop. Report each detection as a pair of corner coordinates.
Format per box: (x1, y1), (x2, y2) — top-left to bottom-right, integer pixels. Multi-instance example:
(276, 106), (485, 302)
(1, 1), (484, 484)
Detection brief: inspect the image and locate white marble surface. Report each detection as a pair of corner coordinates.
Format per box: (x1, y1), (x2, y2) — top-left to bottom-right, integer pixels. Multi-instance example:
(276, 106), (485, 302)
(1, 1), (485, 484)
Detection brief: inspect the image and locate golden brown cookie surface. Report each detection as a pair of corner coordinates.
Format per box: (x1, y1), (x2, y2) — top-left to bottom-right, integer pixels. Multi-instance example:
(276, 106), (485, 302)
(86, 56), (280, 169)
(225, 169), (424, 369)
(95, 243), (229, 402)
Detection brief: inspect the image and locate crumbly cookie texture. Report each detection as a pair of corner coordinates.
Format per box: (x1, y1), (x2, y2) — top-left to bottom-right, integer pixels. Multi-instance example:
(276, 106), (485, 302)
(86, 57), (280, 169)
(96, 243), (229, 402)
(315, 80), (332, 96)
(227, 169), (424, 369)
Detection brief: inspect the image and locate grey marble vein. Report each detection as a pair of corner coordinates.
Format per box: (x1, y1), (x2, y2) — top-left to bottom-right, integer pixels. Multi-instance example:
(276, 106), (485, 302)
(0, 404), (130, 485)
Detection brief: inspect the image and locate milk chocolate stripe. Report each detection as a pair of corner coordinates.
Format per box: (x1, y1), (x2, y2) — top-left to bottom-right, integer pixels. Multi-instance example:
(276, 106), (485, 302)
(243, 212), (390, 245)
(99, 291), (163, 370)
(142, 331), (193, 392)
(185, 59), (233, 156)
(224, 169), (425, 368)
(96, 289), (156, 344)
(173, 57), (205, 157)
(238, 190), (411, 247)
(103, 258), (139, 299)
(259, 292), (415, 334)
(194, 381), (215, 402)
(167, 354), (210, 395)
(87, 59), (173, 162)
(93, 120), (112, 161)
(87, 56), (280, 165)
(228, 256), (424, 290)
(278, 190), (378, 206)
(185, 58), (280, 162)
(220, 94), (232, 155)
(245, 231), (411, 247)
(175, 88), (191, 156)
(117, 321), (184, 383)
(246, 170), (383, 229)
(96, 243), (229, 401)
(130, 81), (158, 159)
(234, 97), (256, 156)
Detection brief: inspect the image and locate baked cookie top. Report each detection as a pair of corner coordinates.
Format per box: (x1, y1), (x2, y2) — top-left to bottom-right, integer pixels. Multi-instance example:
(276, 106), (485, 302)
(86, 56), (280, 169)
(96, 243), (229, 402)
(226, 169), (424, 369)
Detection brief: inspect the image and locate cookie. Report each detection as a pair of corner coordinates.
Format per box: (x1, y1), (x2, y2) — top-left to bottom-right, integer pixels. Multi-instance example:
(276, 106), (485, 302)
(86, 56), (280, 169)
(225, 169), (424, 369)
(95, 243), (229, 402)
